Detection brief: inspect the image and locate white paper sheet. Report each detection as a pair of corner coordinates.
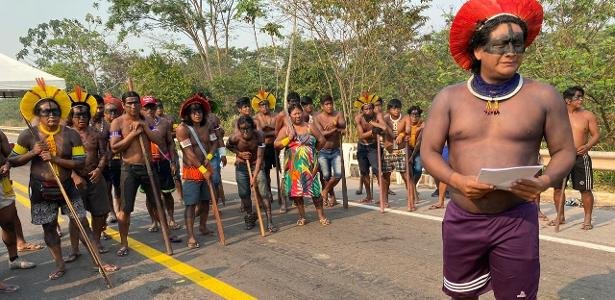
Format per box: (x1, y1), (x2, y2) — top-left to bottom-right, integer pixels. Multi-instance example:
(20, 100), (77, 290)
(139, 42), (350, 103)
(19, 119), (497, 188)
(477, 165), (544, 190)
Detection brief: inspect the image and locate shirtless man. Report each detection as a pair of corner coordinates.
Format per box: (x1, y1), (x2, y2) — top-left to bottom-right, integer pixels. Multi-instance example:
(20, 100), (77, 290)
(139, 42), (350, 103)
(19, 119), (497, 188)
(406, 106), (424, 205)
(354, 96), (387, 204)
(301, 96), (315, 124)
(156, 101), (183, 204)
(253, 96), (278, 208)
(200, 95), (225, 207)
(0, 130), (36, 276)
(314, 95), (346, 207)
(10, 95), (118, 279)
(109, 91), (165, 257)
(67, 103), (112, 256)
(381, 99), (409, 208)
(141, 96), (181, 232)
(102, 95), (123, 223)
(233, 97), (252, 131)
(175, 95), (217, 248)
(551, 86), (600, 230)
(420, 1), (575, 298)
(227, 116), (277, 232)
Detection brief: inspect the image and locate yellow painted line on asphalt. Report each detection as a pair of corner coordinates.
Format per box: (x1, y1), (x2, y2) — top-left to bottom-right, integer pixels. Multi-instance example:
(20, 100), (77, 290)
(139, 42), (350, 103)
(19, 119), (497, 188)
(12, 180), (256, 300)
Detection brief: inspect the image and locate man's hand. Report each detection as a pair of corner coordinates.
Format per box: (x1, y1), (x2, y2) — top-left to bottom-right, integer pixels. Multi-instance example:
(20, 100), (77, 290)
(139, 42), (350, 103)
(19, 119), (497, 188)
(250, 175), (257, 187)
(39, 150), (52, 162)
(73, 175), (87, 190)
(576, 144), (590, 155)
(32, 142), (46, 155)
(395, 135), (405, 145)
(238, 151), (252, 161)
(88, 167), (102, 184)
(170, 163), (177, 176)
(450, 173), (495, 200)
(0, 162), (9, 176)
(509, 177), (549, 201)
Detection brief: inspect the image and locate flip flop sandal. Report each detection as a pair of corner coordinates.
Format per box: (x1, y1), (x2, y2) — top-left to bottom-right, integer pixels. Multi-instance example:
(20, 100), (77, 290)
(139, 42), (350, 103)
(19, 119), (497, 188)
(428, 204), (444, 210)
(187, 241), (200, 249)
(64, 253), (81, 263)
(267, 224), (278, 233)
(98, 246), (109, 254)
(358, 198), (372, 204)
(355, 190), (363, 195)
(147, 225), (159, 233)
(319, 218), (331, 226)
(48, 269), (66, 280)
(17, 243), (44, 252)
(169, 236), (183, 243)
(581, 224), (593, 230)
(116, 247), (129, 257)
(296, 218), (307, 226)
(102, 232), (112, 240)
(168, 222), (182, 230)
(94, 264), (121, 273)
(407, 206), (417, 212)
(0, 283), (19, 293)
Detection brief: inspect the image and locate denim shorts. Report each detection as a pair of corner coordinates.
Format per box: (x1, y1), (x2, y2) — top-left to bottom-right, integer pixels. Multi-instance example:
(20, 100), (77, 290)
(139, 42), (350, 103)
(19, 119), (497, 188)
(318, 148), (342, 180)
(211, 152), (222, 185)
(182, 180), (211, 206)
(235, 163), (273, 201)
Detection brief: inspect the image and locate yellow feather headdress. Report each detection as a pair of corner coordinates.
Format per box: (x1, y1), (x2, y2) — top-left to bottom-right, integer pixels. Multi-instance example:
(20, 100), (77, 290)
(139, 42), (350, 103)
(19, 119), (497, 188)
(353, 91), (381, 110)
(20, 78), (72, 121)
(251, 89), (276, 112)
(68, 85), (98, 118)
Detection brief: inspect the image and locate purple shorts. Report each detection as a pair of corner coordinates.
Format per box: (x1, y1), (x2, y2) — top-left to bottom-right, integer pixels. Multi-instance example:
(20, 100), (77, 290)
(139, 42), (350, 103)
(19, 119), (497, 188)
(442, 200), (539, 299)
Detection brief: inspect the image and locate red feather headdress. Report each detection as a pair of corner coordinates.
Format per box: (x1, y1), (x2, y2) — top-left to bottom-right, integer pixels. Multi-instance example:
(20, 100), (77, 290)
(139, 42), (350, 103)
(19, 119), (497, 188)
(179, 94), (211, 119)
(449, 0), (544, 70)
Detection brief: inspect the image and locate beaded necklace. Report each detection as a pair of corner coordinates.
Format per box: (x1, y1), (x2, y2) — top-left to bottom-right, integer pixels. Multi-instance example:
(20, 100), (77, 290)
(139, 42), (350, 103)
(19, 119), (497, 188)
(467, 73), (523, 115)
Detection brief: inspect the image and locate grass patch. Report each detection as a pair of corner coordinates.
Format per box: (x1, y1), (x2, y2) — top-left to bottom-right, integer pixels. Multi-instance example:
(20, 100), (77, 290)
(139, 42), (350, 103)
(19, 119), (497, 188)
(0, 98), (24, 127)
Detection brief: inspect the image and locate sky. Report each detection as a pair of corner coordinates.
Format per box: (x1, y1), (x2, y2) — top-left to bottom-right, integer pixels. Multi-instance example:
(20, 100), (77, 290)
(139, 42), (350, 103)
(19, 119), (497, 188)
(0, 0), (464, 60)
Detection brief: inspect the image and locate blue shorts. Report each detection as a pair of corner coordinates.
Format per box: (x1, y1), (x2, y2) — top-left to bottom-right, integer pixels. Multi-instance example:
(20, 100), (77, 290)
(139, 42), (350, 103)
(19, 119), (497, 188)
(182, 180), (210, 206)
(318, 148), (342, 180)
(211, 152), (222, 185)
(235, 163), (272, 201)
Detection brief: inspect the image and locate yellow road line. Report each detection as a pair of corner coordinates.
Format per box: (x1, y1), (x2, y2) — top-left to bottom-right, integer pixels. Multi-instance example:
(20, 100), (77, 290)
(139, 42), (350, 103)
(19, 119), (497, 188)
(12, 180), (255, 300)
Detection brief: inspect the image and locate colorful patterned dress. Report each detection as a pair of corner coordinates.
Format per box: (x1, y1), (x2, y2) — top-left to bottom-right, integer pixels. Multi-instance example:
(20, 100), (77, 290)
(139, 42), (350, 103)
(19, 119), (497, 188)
(283, 130), (321, 198)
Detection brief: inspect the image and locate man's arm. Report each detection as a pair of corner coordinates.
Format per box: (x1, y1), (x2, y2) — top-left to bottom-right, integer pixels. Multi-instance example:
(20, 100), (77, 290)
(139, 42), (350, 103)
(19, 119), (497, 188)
(110, 118), (140, 154)
(252, 132), (265, 183)
(176, 125), (201, 167)
(8, 130), (40, 167)
(51, 128), (85, 170)
(142, 118), (164, 146)
(355, 116), (374, 140)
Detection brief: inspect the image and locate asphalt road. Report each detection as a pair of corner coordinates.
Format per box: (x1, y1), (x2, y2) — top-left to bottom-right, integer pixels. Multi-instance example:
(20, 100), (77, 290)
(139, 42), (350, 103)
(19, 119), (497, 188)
(1, 138), (615, 299)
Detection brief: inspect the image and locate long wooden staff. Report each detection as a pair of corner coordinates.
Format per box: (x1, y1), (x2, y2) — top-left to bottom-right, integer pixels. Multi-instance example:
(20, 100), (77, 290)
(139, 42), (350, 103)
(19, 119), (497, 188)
(404, 142), (413, 210)
(137, 136), (173, 255)
(376, 134), (385, 213)
(408, 130), (423, 202)
(247, 162), (266, 237)
(275, 149), (283, 206)
(338, 135), (349, 209)
(22, 116), (112, 288)
(555, 177), (567, 233)
(206, 174), (226, 245)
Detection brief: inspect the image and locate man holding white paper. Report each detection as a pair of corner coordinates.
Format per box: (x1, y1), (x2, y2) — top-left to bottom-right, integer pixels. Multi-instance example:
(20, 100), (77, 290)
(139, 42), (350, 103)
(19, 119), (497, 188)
(420, 0), (576, 298)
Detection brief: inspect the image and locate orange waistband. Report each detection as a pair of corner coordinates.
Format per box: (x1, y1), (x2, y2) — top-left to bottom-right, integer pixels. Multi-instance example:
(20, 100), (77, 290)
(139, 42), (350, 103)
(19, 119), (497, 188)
(182, 166), (206, 181)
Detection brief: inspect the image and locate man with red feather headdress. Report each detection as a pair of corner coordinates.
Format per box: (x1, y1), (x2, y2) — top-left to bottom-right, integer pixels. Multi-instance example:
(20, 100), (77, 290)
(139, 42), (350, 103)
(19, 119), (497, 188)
(420, 0), (576, 298)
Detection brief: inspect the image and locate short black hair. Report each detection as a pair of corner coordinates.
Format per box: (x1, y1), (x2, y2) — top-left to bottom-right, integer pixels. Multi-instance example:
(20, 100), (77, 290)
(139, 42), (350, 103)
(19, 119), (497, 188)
(92, 94), (104, 105)
(237, 115), (256, 130)
(287, 91), (300, 103)
(287, 102), (304, 115)
(407, 105), (423, 115)
(236, 97), (250, 109)
(300, 96), (313, 106)
(563, 86), (584, 100)
(321, 95), (333, 105)
(468, 15), (529, 74)
(33, 99), (60, 116)
(121, 91), (140, 103)
(387, 98), (402, 109)
(181, 103), (207, 126)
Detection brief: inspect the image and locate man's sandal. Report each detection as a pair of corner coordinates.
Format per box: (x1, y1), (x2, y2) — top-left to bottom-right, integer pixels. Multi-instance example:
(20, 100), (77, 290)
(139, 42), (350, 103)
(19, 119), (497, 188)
(17, 243), (44, 253)
(187, 241), (200, 249)
(0, 283), (19, 293)
(64, 253), (81, 263)
(147, 225), (159, 232)
(48, 269), (66, 280)
(581, 224), (593, 230)
(296, 218), (307, 226)
(267, 223), (278, 233)
(116, 246), (129, 257)
(319, 218), (331, 226)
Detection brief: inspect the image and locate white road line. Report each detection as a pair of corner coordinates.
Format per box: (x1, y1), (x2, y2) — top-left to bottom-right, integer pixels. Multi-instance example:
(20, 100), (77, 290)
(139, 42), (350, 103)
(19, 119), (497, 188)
(222, 179), (615, 253)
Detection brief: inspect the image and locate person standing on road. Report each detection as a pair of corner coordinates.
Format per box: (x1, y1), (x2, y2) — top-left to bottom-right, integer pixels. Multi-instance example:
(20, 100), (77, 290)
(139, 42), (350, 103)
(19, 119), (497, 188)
(354, 93), (387, 204)
(155, 101), (184, 207)
(314, 95), (346, 207)
(406, 106), (424, 206)
(253, 91), (279, 210)
(275, 102), (329, 226)
(420, 0), (576, 298)
(102, 95), (124, 224)
(175, 95), (217, 248)
(10, 81), (119, 279)
(109, 90), (165, 257)
(381, 99), (409, 208)
(227, 115), (278, 232)
(550, 86), (600, 230)
(65, 88), (114, 258)
(140, 96), (181, 233)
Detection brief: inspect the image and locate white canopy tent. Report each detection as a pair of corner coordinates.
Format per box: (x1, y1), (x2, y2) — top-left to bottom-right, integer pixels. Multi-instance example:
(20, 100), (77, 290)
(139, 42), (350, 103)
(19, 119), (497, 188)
(0, 52), (66, 98)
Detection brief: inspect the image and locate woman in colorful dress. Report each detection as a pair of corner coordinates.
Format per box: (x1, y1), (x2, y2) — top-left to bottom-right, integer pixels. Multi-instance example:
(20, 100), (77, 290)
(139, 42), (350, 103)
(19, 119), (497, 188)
(275, 102), (329, 226)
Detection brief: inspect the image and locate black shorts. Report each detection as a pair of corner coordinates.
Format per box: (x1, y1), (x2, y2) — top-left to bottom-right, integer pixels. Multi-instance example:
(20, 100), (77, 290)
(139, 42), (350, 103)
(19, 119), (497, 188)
(263, 143), (277, 171)
(153, 160), (176, 193)
(79, 178), (111, 217)
(109, 159), (122, 197)
(569, 154), (593, 191)
(357, 143), (379, 176)
(120, 164), (158, 214)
